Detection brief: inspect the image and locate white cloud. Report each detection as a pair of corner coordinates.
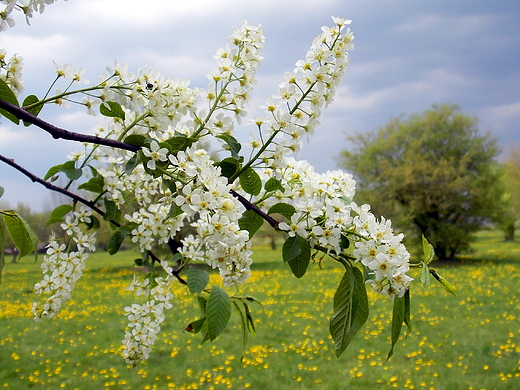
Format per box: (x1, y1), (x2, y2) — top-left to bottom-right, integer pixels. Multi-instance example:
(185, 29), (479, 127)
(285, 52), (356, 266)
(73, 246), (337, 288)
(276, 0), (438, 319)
(123, 51), (214, 82)
(0, 125), (31, 145)
(482, 101), (520, 121)
(397, 13), (491, 36)
(479, 101), (520, 140)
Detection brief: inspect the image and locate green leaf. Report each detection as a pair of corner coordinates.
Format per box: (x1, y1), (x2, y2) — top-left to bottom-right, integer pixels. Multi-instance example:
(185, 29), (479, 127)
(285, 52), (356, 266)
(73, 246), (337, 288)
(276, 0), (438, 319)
(420, 262), (431, 289)
(169, 203), (183, 219)
(108, 226), (132, 255)
(282, 235), (302, 262)
(422, 235), (435, 265)
(0, 186), (4, 199)
(238, 209), (264, 239)
(242, 301), (256, 335)
(22, 94), (43, 126)
(165, 135), (198, 153)
(103, 199), (120, 222)
(162, 179), (177, 194)
(244, 295), (263, 305)
(123, 134), (147, 147)
(239, 168), (262, 196)
(0, 78), (20, 124)
(430, 269), (457, 297)
(387, 294), (406, 361)
(206, 286), (231, 341)
(45, 204), (73, 226)
(329, 266), (369, 358)
(2, 210), (38, 260)
(267, 203), (296, 220)
(217, 134), (242, 158)
(60, 160), (82, 181)
(157, 141), (174, 154)
(78, 176), (105, 194)
(340, 234), (350, 250)
(125, 151), (142, 174)
(233, 301), (249, 359)
(99, 101), (125, 120)
(216, 157), (242, 179)
(283, 235), (311, 278)
(43, 164), (63, 181)
(185, 317), (206, 334)
(187, 266), (209, 294)
(84, 215), (100, 230)
(264, 177), (284, 193)
(197, 295), (208, 315)
(199, 320), (211, 345)
(404, 289), (412, 333)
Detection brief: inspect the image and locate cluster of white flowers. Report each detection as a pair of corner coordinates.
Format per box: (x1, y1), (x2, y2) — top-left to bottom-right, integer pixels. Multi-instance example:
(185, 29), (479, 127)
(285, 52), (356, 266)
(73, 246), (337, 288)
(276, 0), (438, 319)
(122, 260), (175, 366)
(204, 21), (264, 134)
(352, 203), (413, 298)
(0, 0), (62, 31)
(32, 207), (96, 321)
(254, 156), (412, 298)
(0, 48), (24, 95)
(171, 148), (253, 286)
(259, 157), (356, 254)
(250, 17), (354, 169)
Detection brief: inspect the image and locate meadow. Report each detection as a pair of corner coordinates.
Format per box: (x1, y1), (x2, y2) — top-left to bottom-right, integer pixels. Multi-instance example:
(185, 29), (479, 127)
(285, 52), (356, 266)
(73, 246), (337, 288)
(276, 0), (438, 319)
(0, 230), (519, 389)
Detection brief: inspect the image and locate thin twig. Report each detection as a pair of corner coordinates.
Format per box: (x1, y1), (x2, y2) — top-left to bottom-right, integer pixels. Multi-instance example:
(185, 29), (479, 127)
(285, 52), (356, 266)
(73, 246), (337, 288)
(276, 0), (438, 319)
(0, 154), (104, 213)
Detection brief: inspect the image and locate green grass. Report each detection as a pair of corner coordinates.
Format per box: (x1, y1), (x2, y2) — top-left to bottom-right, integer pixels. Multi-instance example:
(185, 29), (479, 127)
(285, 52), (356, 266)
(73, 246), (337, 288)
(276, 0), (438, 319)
(1, 231), (519, 389)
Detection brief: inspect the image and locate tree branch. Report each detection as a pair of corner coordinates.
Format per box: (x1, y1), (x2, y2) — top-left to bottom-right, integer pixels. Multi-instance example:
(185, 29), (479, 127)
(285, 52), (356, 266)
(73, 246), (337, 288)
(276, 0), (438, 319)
(0, 154), (187, 285)
(0, 99), (140, 153)
(230, 189), (279, 229)
(0, 154), (104, 213)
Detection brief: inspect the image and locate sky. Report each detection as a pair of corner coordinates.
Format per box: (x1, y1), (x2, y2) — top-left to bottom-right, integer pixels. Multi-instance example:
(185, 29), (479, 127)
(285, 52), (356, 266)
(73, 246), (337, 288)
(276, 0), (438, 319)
(1, 0), (519, 211)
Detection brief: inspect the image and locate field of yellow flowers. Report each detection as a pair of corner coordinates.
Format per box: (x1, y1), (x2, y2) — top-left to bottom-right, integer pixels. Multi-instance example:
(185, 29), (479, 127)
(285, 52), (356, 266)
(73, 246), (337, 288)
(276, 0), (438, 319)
(1, 230), (519, 389)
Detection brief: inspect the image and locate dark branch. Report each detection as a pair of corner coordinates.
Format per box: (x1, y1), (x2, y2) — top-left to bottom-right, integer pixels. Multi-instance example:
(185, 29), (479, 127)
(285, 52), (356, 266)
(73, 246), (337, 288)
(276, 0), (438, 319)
(0, 154), (104, 214)
(230, 189), (279, 229)
(0, 154), (187, 285)
(0, 99), (140, 153)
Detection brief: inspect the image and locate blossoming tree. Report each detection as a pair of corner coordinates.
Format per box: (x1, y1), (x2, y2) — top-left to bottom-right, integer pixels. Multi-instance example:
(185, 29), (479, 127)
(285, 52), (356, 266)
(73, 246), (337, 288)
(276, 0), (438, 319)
(0, 0), (452, 366)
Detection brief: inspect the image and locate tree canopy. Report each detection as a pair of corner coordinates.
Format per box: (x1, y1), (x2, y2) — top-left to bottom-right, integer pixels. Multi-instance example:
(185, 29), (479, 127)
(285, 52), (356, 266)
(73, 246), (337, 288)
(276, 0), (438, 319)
(339, 104), (504, 260)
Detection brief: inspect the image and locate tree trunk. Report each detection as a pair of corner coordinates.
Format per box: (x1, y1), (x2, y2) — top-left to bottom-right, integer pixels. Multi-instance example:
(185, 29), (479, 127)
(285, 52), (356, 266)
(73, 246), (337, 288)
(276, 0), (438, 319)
(11, 248), (17, 263)
(504, 223), (515, 242)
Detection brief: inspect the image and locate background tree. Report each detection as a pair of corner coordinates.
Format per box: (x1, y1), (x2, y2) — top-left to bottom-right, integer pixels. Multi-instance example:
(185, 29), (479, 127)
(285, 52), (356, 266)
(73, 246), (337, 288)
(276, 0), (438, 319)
(339, 104), (504, 260)
(499, 147), (520, 240)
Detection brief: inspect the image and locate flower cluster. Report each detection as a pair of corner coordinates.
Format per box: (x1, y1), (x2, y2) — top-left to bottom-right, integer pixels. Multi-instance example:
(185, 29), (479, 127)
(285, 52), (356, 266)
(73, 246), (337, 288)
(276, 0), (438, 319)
(259, 157), (356, 254)
(253, 156), (412, 298)
(0, 0), (62, 31)
(174, 153), (253, 286)
(250, 17), (354, 169)
(122, 261), (175, 366)
(204, 22), (264, 133)
(352, 204), (412, 298)
(0, 48), (24, 95)
(32, 207), (96, 321)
